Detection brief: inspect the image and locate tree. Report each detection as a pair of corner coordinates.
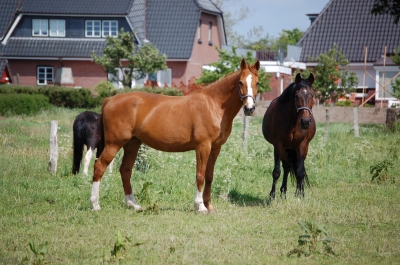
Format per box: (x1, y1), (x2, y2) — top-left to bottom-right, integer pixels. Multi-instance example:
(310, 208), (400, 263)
(196, 46), (271, 95)
(92, 29), (167, 88)
(371, 0), (400, 24)
(309, 44), (359, 104)
(275, 28), (304, 53)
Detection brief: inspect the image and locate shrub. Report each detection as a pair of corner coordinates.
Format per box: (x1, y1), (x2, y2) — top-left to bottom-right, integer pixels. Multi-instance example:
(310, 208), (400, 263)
(94, 81), (115, 98)
(335, 100), (352, 107)
(0, 94), (51, 116)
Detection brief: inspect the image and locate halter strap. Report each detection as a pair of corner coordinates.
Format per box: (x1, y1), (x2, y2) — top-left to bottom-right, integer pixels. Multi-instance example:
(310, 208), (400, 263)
(295, 101), (313, 116)
(238, 85), (255, 102)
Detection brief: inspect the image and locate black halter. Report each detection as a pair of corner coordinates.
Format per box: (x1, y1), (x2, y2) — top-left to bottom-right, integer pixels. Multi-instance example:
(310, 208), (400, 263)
(238, 85), (255, 102)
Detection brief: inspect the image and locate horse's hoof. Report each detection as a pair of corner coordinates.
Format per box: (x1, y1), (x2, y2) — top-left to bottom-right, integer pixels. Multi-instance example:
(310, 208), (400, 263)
(208, 209), (216, 214)
(197, 208), (208, 214)
(126, 201), (143, 211)
(92, 204), (101, 211)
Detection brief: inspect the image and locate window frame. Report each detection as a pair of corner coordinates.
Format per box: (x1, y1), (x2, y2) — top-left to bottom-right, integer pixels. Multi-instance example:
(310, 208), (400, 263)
(102, 20), (118, 38)
(49, 19), (65, 37)
(37, 66), (54, 86)
(208, 22), (212, 45)
(85, 20), (101, 38)
(32, 19), (48, 36)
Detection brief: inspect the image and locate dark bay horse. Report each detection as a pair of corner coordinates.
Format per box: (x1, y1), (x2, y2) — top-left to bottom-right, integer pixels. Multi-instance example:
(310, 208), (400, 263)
(90, 58), (260, 212)
(72, 111), (113, 176)
(262, 73), (316, 201)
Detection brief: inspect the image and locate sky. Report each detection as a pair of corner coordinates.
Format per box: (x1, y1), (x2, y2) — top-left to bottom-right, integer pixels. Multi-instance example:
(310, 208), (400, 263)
(223, 0), (330, 40)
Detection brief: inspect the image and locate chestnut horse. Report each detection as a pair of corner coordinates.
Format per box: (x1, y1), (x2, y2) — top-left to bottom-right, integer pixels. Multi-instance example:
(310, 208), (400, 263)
(90, 58), (260, 212)
(72, 111), (114, 176)
(262, 73), (315, 201)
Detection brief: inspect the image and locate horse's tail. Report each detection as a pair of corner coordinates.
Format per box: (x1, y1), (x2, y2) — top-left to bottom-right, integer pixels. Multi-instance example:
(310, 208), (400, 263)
(96, 98), (110, 159)
(72, 117), (85, 174)
(286, 149), (310, 188)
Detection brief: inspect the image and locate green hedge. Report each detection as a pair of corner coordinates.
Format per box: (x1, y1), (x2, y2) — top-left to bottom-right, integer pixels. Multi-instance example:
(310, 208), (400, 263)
(0, 85), (100, 108)
(114, 86), (183, 96)
(0, 94), (51, 116)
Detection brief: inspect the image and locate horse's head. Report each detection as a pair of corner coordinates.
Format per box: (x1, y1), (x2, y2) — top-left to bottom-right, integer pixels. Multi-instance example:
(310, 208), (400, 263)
(238, 58), (260, 116)
(294, 73), (314, 130)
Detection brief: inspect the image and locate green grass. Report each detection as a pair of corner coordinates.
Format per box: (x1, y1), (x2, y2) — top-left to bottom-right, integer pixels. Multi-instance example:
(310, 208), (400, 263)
(0, 109), (399, 264)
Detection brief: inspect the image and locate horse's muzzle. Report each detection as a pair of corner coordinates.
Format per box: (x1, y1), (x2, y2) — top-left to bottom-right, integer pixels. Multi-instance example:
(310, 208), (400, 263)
(243, 105), (255, 116)
(300, 118), (311, 129)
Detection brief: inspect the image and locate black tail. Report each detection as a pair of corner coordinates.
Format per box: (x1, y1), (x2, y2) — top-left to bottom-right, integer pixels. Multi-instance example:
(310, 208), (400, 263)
(286, 149), (310, 188)
(96, 112), (105, 159)
(72, 118), (85, 174)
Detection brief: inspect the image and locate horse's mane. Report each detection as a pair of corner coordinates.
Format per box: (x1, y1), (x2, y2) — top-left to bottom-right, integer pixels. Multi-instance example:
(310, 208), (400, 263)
(278, 79), (310, 103)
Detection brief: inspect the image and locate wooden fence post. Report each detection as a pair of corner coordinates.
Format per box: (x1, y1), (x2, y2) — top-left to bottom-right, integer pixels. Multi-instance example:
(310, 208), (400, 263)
(353, 107), (359, 137)
(49, 120), (58, 174)
(242, 115), (250, 154)
(324, 108), (330, 142)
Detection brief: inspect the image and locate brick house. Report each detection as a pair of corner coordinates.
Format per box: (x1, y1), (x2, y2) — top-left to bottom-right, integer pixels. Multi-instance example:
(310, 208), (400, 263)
(297, 0), (400, 106)
(0, 0), (226, 91)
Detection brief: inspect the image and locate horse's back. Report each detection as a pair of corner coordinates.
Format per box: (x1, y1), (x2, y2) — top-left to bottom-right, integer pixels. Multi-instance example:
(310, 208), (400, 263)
(101, 91), (220, 152)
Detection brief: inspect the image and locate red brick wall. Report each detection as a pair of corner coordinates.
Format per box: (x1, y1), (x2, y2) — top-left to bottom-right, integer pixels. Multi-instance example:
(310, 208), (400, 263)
(260, 73), (293, 101)
(8, 60), (107, 88)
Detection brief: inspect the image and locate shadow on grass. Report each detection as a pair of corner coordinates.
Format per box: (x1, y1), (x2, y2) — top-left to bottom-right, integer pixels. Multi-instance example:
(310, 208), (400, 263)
(227, 189), (268, 207)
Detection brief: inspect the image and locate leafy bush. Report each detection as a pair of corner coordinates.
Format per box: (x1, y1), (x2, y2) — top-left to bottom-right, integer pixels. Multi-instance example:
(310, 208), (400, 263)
(0, 94), (51, 116)
(94, 81), (115, 98)
(335, 100), (352, 107)
(0, 85), (100, 108)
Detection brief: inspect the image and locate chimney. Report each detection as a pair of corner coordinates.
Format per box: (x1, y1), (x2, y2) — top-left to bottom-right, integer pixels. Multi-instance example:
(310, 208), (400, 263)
(306, 13), (319, 25)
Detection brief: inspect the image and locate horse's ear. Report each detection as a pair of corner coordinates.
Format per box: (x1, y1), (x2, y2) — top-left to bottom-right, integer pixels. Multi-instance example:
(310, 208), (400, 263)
(308, 73), (314, 85)
(240, 58), (247, 70)
(295, 73), (302, 84)
(254, 60), (260, 71)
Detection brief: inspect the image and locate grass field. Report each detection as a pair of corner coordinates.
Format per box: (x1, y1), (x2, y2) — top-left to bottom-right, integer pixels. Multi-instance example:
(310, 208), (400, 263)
(0, 107), (399, 264)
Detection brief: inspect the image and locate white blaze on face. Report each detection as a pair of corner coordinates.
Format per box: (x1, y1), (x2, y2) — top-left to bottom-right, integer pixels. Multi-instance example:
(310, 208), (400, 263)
(245, 74), (255, 108)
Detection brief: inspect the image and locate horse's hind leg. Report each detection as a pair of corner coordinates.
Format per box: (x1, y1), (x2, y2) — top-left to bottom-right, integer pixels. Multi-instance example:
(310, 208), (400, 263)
(83, 146), (95, 176)
(90, 145), (119, 210)
(120, 138), (143, 210)
(203, 146), (221, 213)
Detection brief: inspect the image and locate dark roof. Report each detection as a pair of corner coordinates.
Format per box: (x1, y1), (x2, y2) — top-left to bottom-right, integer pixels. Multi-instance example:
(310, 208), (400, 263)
(146, 0), (200, 59)
(0, 0), (224, 60)
(0, 0), (21, 39)
(18, 0), (133, 15)
(297, 0), (400, 63)
(0, 38), (107, 58)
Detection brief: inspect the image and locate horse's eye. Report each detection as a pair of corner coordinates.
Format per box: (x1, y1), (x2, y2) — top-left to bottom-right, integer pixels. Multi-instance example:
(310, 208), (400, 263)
(256, 82), (259, 87)
(239, 81), (243, 86)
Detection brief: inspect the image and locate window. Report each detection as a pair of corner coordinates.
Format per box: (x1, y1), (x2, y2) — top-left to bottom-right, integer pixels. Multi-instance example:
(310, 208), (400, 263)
(377, 71), (399, 100)
(37, 66), (54, 85)
(208, 22), (212, 45)
(108, 68), (172, 89)
(32, 19), (48, 36)
(50, 19), (65, 37)
(197, 20), (202, 43)
(85, 20), (101, 37)
(102, 21), (118, 37)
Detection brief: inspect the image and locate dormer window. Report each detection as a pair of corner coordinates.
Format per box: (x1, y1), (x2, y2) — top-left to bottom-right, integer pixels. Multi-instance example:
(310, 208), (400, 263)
(32, 19), (48, 36)
(50, 20), (65, 37)
(86, 20), (101, 37)
(102, 21), (118, 37)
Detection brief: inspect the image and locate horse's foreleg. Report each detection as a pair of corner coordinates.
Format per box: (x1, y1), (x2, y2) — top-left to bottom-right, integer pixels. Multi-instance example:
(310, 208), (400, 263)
(280, 159), (290, 199)
(120, 139), (142, 210)
(295, 156), (306, 198)
(203, 146), (221, 213)
(194, 143), (211, 213)
(269, 150), (281, 201)
(90, 145), (119, 210)
(83, 147), (94, 176)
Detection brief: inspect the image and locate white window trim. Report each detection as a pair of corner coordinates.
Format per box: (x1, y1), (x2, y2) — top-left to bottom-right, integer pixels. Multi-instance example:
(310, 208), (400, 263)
(37, 66), (54, 85)
(49, 19), (65, 37)
(85, 20), (101, 37)
(208, 22), (212, 44)
(102, 20), (118, 38)
(32, 19), (48, 36)
(375, 67), (400, 100)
